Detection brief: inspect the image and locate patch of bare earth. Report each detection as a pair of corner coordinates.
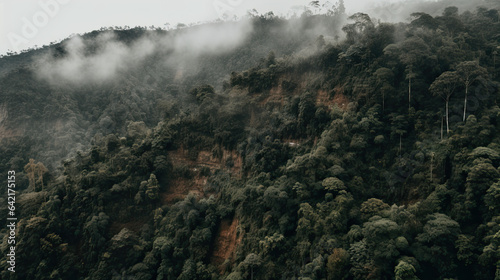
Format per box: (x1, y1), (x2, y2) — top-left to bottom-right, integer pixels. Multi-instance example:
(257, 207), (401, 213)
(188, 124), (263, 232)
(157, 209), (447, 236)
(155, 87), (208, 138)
(260, 83), (285, 106)
(258, 74), (304, 107)
(316, 87), (350, 110)
(210, 217), (242, 273)
(332, 87), (350, 110)
(161, 148), (242, 204)
(161, 176), (206, 204)
(0, 125), (23, 141)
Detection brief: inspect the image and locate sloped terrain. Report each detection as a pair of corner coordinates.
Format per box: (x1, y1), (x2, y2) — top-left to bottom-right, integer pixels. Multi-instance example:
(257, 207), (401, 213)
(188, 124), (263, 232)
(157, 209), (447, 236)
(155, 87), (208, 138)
(1, 3), (500, 280)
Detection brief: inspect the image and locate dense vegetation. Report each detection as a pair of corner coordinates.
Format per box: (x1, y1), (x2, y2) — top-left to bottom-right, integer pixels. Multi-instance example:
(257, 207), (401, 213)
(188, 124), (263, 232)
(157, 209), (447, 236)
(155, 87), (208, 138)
(1, 2), (500, 279)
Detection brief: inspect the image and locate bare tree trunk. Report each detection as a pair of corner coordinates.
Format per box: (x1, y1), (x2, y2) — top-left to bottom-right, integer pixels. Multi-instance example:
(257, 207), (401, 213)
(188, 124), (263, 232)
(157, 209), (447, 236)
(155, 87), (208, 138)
(408, 76), (411, 110)
(399, 134), (402, 155)
(446, 100), (450, 134)
(463, 85), (468, 122)
(430, 152), (434, 182)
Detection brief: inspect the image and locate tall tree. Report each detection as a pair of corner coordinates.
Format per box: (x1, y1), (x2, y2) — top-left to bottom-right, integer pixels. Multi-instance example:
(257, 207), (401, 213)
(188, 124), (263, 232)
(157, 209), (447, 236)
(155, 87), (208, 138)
(397, 37), (432, 110)
(405, 65), (416, 110)
(429, 71), (459, 135)
(342, 13), (374, 44)
(455, 61), (487, 121)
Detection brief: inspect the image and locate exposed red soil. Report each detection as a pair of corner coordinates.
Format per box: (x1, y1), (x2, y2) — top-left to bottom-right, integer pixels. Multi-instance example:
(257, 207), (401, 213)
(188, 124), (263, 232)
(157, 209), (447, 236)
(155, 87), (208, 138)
(0, 125), (23, 141)
(258, 74), (305, 107)
(332, 86), (350, 110)
(161, 176), (206, 204)
(169, 147), (242, 173)
(161, 147), (242, 204)
(316, 87), (350, 110)
(222, 149), (243, 176)
(260, 83), (285, 106)
(210, 217), (242, 272)
(315, 89), (331, 106)
(160, 149), (244, 272)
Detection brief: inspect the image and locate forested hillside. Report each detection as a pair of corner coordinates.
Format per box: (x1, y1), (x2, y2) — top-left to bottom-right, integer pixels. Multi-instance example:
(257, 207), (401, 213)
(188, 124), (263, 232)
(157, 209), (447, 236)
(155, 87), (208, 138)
(1, 2), (500, 280)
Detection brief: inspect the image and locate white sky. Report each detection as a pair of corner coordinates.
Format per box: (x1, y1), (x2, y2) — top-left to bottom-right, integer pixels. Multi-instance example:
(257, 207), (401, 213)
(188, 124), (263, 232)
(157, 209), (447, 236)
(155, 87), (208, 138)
(0, 0), (395, 55)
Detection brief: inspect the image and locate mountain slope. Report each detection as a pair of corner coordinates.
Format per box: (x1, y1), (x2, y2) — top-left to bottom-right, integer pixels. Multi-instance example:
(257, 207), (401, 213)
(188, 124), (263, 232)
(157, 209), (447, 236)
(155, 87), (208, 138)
(1, 4), (500, 280)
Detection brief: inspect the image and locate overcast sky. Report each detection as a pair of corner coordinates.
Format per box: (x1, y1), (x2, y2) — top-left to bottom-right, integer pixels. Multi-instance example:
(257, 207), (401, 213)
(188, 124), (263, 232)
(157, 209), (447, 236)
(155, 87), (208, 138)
(0, 0), (407, 55)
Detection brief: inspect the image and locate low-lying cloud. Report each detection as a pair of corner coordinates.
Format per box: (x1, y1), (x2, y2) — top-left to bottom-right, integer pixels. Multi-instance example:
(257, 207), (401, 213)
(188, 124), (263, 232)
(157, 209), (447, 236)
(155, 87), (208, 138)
(35, 0), (498, 85)
(36, 20), (253, 84)
(357, 0), (498, 23)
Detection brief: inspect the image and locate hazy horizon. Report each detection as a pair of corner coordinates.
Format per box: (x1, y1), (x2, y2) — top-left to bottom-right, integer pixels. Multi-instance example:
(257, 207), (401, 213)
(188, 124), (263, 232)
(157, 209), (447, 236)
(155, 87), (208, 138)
(0, 0), (403, 55)
(0, 0), (490, 55)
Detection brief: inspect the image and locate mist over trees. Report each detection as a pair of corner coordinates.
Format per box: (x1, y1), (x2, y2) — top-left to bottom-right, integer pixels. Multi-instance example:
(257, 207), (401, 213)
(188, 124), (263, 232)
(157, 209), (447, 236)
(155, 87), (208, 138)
(1, 1), (500, 280)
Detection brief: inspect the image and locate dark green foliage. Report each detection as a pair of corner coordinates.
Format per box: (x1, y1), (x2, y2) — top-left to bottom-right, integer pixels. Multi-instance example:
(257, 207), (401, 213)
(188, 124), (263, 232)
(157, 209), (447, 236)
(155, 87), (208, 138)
(190, 85), (216, 103)
(1, 3), (500, 280)
(394, 260), (419, 280)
